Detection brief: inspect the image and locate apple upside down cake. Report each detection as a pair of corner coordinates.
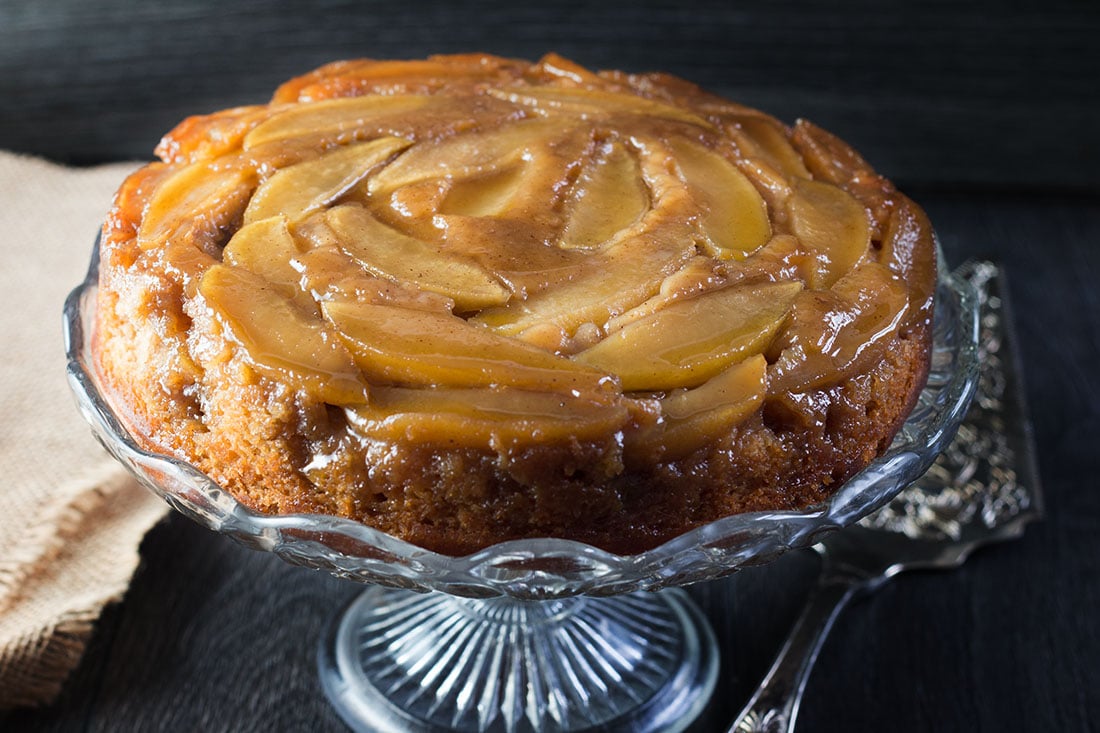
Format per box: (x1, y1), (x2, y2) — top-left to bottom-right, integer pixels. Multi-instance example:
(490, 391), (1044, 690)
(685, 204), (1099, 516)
(93, 54), (935, 554)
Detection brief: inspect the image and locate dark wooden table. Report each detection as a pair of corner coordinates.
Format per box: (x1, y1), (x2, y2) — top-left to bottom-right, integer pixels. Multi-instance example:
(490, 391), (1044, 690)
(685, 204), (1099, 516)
(2, 2), (1098, 731)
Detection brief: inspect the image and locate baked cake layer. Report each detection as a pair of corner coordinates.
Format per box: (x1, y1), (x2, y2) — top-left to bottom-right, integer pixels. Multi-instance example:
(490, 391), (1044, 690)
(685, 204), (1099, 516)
(94, 53), (935, 554)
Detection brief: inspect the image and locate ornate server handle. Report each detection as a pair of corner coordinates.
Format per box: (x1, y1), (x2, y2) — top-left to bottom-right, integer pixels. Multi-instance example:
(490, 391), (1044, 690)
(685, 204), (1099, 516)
(727, 573), (863, 733)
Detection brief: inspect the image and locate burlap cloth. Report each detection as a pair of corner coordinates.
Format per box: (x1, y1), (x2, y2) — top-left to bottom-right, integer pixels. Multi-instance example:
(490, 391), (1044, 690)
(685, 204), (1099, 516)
(0, 151), (168, 708)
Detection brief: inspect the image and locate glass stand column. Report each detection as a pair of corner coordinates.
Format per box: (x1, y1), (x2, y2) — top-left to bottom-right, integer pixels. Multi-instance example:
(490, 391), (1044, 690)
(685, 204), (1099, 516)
(318, 586), (718, 733)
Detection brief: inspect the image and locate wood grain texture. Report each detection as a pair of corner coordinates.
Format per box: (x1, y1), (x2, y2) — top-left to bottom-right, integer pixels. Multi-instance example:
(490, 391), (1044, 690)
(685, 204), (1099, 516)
(3, 193), (1098, 732)
(1, 0), (1098, 189)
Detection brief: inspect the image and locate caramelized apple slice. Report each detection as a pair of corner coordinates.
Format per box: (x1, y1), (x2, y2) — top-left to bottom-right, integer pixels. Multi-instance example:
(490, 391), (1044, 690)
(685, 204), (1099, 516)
(435, 126), (591, 232)
(436, 213), (592, 295)
(157, 105), (271, 165)
(271, 58), (513, 103)
(531, 53), (606, 84)
(786, 178), (871, 289)
(367, 119), (568, 196)
(719, 234), (813, 287)
(295, 246), (457, 313)
(137, 160), (254, 251)
(489, 87), (715, 130)
(669, 137), (771, 259)
(243, 95), (431, 149)
(345, 386), (629, 448)
(439, 165), (527, 218)
(199, 264), (367, 405)
(243, 137), (410, 224)
(734, 156), (794, 213)
(321, 300), (614, 396)
(625, 354), (766, 462)
(790, 119), (875, 186)
(604, 256), (722, 334)
(660, 354), (767, 421)
(732, 118), (812, 179)
(574, 280), (801, 391)
(880, 196), (936, 322)
(768, 261), (909, 393)
(472, 218), (696, 338)
(323, 205), (510, 310)
(221, 216), (316, 310)
(560, 141), (649, 250)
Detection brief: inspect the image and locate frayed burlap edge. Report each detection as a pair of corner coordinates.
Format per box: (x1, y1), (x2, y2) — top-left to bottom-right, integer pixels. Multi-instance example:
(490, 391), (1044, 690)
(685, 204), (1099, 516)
(0, 608), (100, 709)
(0, 473), (166, 709)
(0, 463), (128, 616)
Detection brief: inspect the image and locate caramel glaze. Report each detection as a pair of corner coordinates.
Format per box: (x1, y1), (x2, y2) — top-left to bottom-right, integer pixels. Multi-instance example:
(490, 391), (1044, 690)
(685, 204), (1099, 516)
(94, 53), (935, 554)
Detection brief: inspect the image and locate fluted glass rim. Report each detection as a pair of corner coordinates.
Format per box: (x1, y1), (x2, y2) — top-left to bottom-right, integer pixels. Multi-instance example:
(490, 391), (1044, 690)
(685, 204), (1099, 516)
(65, 238), (980, 599)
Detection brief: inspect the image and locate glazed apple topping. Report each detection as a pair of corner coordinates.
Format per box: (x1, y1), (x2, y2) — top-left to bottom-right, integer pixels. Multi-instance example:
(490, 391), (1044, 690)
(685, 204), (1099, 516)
(624, 354), (767, 463)
(133, 61), (931, 459)
(243, 137), (411, 225)
(572, 281), (802, 390)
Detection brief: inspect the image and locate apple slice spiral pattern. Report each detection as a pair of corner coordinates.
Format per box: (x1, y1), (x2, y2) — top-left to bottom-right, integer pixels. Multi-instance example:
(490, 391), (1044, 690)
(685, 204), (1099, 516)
(95, 54), (936, 553)
(143, 59), (920, 456)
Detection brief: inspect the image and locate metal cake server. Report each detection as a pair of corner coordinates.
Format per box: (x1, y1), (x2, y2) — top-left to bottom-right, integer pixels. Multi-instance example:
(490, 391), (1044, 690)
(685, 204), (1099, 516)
(728, 261), (1043, 733)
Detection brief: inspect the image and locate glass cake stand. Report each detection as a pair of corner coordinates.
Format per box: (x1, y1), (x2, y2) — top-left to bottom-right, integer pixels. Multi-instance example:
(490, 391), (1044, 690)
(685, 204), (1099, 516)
(64, 243), (979, 733)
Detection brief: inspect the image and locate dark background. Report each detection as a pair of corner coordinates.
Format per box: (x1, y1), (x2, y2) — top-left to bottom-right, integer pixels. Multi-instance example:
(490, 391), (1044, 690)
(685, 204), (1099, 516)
(2, 1), (1098, 731)
(3, 0), (1097, 192)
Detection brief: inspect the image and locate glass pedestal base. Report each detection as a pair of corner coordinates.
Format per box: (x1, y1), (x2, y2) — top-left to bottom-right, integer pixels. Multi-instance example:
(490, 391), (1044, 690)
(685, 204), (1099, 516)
(318, 586), (718, 732)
